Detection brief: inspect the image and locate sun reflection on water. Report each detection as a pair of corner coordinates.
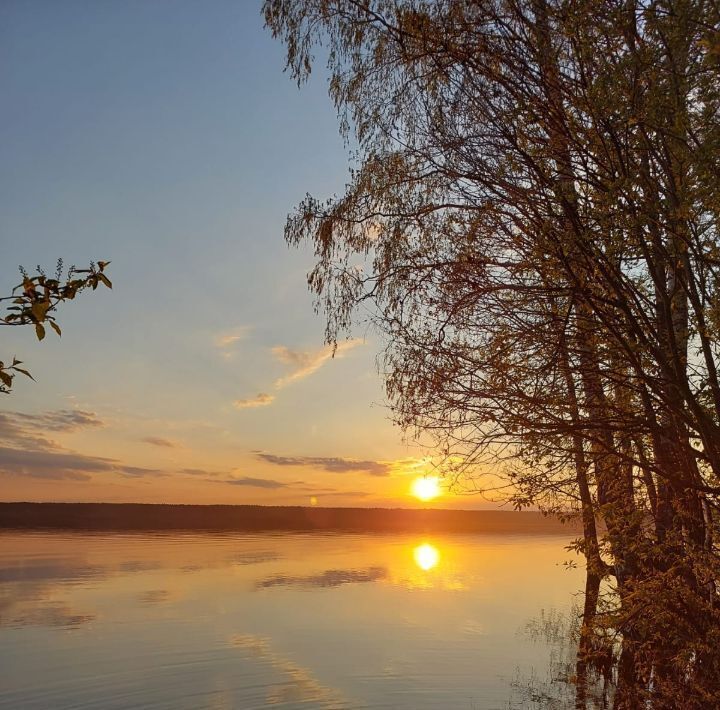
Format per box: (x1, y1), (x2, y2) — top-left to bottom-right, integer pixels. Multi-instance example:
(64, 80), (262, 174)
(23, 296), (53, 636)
(413, 543), (440, 571)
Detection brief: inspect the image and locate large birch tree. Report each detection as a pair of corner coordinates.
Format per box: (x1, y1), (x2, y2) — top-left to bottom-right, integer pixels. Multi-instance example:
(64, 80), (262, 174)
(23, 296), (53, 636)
(265, 1), (720, 705)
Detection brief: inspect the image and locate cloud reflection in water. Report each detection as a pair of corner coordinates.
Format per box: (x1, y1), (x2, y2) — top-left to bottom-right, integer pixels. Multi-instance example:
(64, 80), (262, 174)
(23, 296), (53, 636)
(256, 566), (387, 590)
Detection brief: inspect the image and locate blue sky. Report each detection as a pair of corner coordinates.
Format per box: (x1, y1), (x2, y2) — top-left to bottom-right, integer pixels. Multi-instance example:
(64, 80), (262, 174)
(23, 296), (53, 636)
(0, 0), (487, 507)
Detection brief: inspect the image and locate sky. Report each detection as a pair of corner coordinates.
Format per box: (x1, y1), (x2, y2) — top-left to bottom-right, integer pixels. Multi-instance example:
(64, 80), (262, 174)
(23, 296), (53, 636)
(0, 0), (493, 509)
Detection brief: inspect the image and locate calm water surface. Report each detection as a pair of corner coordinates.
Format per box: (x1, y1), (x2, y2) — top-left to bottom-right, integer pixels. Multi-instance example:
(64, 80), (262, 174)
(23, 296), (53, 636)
(0, 530), (585, 709)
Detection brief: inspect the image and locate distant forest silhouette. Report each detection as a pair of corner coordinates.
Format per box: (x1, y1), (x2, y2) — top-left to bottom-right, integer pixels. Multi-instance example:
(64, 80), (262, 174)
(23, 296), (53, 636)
(0, 502), (579, 534)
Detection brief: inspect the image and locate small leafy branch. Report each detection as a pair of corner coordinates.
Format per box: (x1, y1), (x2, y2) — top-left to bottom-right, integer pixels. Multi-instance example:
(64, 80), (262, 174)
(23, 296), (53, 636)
(0, 259), (112, 393)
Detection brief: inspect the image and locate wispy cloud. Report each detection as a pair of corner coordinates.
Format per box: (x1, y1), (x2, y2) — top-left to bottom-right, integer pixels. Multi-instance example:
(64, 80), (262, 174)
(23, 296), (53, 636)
(0, 446), (162, 481)
(0, 415), (58, 452)
(233, 393), (275, 409)
(218, 476), (290, 489)
(215, 326), (252, 347)
(0, 408), (161, 481)
(14, 409), (104, 432)
(272, 339), (362, 388)
(195, 471), (369, 497)
(181, 467), (220, 477)
(141, 436), (178, 448)
(121, 465), (164, 478)
(0, 409), (104, 453)
(256, 452), (391, 477)
(233, 340), (363, 412)
(310, 491), (370, 498)
(215, 327), (252, 359)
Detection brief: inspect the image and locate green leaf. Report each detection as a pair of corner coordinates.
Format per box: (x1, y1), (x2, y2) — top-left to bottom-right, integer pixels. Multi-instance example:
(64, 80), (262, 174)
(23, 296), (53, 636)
(35, 323), (45, 341)
(49, 321), (62, 337)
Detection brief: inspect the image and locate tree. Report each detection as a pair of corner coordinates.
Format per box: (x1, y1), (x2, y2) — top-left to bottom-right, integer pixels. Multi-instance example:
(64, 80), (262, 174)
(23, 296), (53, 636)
(0, 260), (112, 394)
(265, 0), (720, 705)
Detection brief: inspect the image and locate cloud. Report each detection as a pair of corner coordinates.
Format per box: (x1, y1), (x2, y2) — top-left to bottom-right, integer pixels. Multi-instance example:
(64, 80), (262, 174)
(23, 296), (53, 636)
(0, 409), (162, 481)
(215, 327), (252, 350)
(189, 470), (369, 498)
(14, 409), (104, 432)
(233, 393), (275, 409)
(181, 467), (220, 477)
(218, 476), (290, 489)
(256, 452), (391, 476)
(217, 335), (242, 347)
(306, 491), (371, 499)
(0, 409), (104, 452)
(121, 465), (165, 478)
(272, 339), (362, 388)
(214, 327), (253, 361)
(142, 436), (178, 448)
(233, 339), (362, 410)
(0, 446), (162, 481)
(0, 415), (58, 452)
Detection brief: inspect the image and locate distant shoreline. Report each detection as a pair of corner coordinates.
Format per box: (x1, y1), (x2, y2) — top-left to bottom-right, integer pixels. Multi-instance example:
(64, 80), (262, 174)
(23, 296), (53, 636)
(0, 502), (581, 534)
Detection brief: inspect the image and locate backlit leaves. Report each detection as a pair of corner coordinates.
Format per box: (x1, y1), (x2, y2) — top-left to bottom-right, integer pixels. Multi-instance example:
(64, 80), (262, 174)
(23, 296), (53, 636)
(266, 0), (720, 702)
(0, 260), (112, 393)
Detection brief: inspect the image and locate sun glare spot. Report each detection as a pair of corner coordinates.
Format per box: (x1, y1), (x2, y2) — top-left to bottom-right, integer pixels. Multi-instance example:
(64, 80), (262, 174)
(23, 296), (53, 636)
(413, 543), (440, 571)
(411, 475), (441, 501)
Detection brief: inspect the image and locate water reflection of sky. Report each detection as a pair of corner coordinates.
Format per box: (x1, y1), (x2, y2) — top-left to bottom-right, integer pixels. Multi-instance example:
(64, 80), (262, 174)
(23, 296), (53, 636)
(0, 531), (584, 709)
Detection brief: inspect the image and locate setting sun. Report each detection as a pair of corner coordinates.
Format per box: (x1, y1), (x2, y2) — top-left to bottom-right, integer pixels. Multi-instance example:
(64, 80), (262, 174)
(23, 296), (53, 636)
(411, 476), (441, 501)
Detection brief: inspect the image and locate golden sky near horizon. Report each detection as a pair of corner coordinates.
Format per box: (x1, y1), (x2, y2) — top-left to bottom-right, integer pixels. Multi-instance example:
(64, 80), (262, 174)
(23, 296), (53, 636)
(0, 3), (502, 509)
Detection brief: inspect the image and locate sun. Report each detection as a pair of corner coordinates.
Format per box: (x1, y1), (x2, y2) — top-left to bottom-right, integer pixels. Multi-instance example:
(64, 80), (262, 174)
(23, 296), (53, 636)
(411, 475), (441, 502)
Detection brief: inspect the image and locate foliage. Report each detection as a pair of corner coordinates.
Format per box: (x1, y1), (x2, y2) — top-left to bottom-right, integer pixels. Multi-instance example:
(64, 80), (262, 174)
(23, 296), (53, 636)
(0, 259), (112, 394)
(265, 0), (720, 705)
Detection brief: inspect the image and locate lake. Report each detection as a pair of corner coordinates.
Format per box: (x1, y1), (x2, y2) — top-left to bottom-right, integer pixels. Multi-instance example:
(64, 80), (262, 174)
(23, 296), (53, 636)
(0, 529), (588, 709)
